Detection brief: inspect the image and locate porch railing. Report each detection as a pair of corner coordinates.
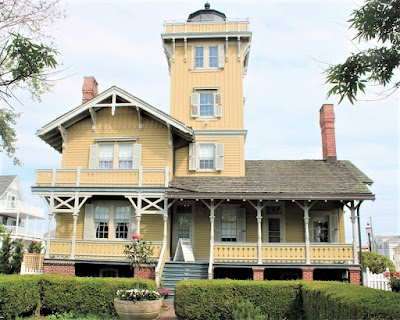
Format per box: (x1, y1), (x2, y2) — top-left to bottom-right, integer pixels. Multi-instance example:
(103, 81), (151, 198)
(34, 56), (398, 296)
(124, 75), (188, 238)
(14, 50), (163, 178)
(164, 18), (249, 34)
(49, 239), (162, 260)
(0, 200), (44, 218)
(35, 166), (170, 188)
(20, 253), (44, 275)
(6, 226), (44, 240)
(214, 243), (355, 264)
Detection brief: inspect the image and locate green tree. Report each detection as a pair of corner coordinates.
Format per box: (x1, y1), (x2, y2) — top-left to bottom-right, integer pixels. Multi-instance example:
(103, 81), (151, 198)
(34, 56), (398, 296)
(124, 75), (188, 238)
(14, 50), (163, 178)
(10, 239), (24, 274)
(0, 0), (65, 165)
(361, 251), (396, 273)
(0, 232), (13, 274)
(325, 0), (400, 104)
(27, 240), (44, 254)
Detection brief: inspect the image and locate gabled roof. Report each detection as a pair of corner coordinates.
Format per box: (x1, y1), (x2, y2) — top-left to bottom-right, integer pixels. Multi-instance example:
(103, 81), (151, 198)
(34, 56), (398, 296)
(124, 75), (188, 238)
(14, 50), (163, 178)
(0, 175), (17, 198)
(168, 160), (375, 201)
(37, 86), (194, 152)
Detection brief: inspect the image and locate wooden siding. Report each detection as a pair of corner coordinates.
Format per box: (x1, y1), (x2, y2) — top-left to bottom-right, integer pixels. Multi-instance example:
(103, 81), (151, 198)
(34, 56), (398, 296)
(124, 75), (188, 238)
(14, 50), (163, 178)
(55, 212), (84, 239)
(193, 205), (210, 259)
(170, 39), (245, 130)
(140, 215), (163, 242)
(61, 107), (172, 172)
(175, 136), (245, 177)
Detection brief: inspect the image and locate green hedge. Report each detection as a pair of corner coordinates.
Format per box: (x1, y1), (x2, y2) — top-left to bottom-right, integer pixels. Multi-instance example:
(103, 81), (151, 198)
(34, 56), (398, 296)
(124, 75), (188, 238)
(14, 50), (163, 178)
(301, 281), (400, 320)
(0, 275), (41, 319)
(174, 280), (303, 320)
(0, 275), (157, 319)
(175, 280), (400, 320)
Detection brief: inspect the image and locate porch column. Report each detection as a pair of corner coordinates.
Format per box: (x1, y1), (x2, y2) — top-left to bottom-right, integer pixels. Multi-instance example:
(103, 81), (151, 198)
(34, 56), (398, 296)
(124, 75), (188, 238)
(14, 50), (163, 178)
(163, 214), (168, 250)
(256, 206), (262, 264)
(71, 192), (79, 259)
(304, 205), (311, 265)
(136, 194), (142, 236)
(45, 192), (55, 259)
(16, 211), (20, 235)
(209, 204), (215, 279)
(349, 201), (358, 264)
(295, 200), (316, 265)
(25, 216), (29, 237)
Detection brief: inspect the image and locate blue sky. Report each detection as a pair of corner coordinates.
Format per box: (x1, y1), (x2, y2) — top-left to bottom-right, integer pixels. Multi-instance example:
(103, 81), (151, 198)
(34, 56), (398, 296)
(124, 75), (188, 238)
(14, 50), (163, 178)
(0, 0), (398, 243)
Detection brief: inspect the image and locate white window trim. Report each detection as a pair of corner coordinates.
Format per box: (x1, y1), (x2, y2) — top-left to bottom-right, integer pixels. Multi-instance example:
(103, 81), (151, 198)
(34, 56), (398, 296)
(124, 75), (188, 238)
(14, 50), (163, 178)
(262, 203), (286, 243)
(215, 204), (246, 243)
(191, 45), (224, 71)
(89, 141), (141, 170)
(189, 142), (224, 172)
(309, 211), (339, 244)
(90, 201), (136, 241)
(191, 90), (222, 120)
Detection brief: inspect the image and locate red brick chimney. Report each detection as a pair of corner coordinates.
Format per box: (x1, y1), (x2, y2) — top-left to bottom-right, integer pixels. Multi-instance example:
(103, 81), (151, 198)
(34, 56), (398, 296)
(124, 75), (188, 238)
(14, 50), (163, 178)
(82, 77), (98, 104)
(319, 104), (337, 162)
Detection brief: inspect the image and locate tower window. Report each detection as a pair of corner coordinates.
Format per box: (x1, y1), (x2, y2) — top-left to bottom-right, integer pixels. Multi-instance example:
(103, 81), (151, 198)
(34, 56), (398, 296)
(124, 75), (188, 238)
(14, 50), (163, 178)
(200, 93), (214, 117)
(195, 46), (204, 68)
(209, 46), (218, 67)
(199, 144), (215, 170)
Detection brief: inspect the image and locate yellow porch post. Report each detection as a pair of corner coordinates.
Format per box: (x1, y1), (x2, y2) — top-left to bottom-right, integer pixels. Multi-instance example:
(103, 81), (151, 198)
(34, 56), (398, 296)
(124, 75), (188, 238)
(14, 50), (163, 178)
(45, 192), (54, 259)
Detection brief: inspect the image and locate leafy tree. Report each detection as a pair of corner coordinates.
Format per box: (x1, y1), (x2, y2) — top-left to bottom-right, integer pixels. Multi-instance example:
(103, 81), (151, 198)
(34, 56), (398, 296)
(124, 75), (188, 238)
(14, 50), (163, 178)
(0, 0), (65, 165)
(326, 0), (400, 104)
(0, 232), (13, 274)
(10, 239), (24, 274)
(361, 251), (396, 273)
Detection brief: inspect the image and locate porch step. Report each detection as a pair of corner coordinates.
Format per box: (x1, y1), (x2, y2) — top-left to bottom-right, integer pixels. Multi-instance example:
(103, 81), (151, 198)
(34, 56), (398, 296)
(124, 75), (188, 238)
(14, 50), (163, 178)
(161, 262), (208, 297)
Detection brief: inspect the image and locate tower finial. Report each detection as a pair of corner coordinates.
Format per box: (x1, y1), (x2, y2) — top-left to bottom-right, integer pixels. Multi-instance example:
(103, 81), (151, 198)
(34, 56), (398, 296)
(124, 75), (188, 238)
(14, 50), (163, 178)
(205, 2), (210, 10)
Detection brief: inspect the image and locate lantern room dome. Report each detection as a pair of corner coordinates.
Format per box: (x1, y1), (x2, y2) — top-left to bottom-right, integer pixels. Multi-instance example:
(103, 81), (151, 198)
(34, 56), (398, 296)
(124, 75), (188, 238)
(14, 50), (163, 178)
(187, 3), (226, 22)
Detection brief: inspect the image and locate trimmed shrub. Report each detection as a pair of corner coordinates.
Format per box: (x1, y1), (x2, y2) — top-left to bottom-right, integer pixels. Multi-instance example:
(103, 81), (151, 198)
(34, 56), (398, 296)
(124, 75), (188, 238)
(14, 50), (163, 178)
(301, 281), (400, 320)
(0, 275), (157, 319)
(39, 275), (157, 316)
(0, 275), (41, 319)
(174, 279), (302, 320)
(232, 300), (265, 320)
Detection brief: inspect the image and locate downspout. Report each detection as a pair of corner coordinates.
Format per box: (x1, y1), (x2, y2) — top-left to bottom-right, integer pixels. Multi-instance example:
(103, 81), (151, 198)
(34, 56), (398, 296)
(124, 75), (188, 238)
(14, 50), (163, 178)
(357, 201), (364, 285)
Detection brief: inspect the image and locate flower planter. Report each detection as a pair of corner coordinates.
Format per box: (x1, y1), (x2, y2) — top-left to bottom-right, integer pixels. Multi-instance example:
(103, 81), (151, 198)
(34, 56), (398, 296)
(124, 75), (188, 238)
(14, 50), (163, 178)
(114, 298), (163, 320)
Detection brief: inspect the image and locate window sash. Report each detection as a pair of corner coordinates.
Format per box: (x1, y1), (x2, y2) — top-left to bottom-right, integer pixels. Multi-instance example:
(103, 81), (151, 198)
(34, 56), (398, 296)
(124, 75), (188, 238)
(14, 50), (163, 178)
(312, 217), (329, 243)
(209, 46), (218, 67)
(221, 209), (237, 241)
(199, 144), (214, 170)
(195, 47), (204, 68)
(118, 145), (133, 169)
(99, 145), (114, 169)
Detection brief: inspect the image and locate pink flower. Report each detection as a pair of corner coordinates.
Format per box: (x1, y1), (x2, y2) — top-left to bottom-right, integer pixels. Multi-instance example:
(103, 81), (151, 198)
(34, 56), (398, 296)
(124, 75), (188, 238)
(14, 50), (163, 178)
(131, 234), (140, 239)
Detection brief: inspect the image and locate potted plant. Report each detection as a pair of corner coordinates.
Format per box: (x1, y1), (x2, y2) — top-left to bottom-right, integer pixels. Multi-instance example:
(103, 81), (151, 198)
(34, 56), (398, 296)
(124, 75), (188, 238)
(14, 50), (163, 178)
(114, 234), (162, 319)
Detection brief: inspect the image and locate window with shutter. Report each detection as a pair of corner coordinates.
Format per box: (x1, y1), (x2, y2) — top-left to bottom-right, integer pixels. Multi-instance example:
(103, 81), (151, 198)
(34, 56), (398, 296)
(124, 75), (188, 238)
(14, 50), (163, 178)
(330, 214), (339, 243)
(191, 93), (200, 117)
(84, 204), (94, 240)
(132, 144), (142, 169)
(88, 145), (99, 169)
(215, 143), (224, 171)
(199, 144), (214, 170)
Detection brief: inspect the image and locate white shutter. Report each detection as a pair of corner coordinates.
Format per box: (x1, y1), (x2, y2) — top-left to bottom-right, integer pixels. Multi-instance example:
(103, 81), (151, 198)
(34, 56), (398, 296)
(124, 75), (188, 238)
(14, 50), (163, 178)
(192, 45), (196, 69)
(132, 144), (142, 169)
(84, 204), (94, 240)
(189, 143), (197, 171)
(218, 44), (225, 68)
(88, 145), (99, 169)
(214, 208), (222, 242)
(237, 208), (246, 242)
(214, 93), (222, 118)
(191, 93), (200, 117)
(215, 143), (224, 171)
(129, 207), (137, 236)
(330, 214), (339, 243)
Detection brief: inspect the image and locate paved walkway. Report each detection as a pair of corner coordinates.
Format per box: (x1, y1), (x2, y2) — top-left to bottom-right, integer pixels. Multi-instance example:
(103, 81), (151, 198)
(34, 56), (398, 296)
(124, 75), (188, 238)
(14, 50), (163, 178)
(159, 298), (177, 319)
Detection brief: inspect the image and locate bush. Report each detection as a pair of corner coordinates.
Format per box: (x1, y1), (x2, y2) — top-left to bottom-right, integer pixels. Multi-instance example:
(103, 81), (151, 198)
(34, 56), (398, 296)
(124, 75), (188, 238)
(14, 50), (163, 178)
(40, 276), (157, 316)
(301, 281), (400, 320)
(0, 275), (157, 319)
(361, 252), (396, 273)
(232, 300), (265, 320)
(0, 275), (41, 319)
(174, 279), (302, 320)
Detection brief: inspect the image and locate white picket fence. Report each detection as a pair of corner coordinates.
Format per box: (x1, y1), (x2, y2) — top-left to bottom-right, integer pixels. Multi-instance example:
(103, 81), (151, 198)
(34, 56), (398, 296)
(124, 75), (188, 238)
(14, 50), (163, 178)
(363, 267), (391, 291)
